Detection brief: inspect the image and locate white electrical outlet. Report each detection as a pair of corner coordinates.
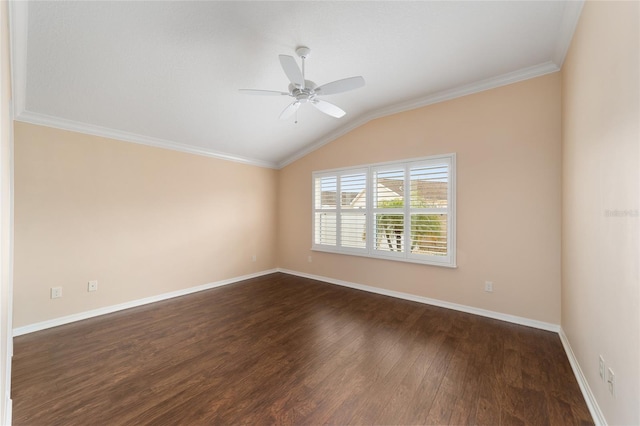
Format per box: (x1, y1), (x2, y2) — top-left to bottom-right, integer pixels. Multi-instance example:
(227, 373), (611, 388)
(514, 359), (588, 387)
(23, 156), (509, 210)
(252, 255), (256, 262)
(88, 280), (98, 292)
(50, 287), (62, 299)
(607, 368), (615, 396)
(308, 256), (313, 263)
(484, 281), (493, 292)
(599, 356), (605, 381)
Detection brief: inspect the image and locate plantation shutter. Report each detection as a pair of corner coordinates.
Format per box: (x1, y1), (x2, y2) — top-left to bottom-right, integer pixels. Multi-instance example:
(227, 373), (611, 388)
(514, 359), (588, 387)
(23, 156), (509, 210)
(408, 162), (449, 258)
(313, 171), (367, 252)
(314, 175), (337, 246)
(340, 173), (367, 249)
(372, 167), (405, 256)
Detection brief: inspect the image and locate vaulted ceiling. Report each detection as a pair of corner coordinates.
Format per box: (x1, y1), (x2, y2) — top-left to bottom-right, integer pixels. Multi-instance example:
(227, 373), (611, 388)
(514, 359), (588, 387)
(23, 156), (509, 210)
(10, 1), (583, 168)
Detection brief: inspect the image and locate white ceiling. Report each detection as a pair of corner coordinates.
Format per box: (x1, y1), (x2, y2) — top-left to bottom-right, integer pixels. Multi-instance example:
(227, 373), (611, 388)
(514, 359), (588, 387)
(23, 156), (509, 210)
(10, 1), (583, 169)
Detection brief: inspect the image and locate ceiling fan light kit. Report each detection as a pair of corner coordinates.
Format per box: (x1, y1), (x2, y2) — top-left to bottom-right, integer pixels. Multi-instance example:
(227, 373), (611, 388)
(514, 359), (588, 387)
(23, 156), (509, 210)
(240, 46), (365, 121)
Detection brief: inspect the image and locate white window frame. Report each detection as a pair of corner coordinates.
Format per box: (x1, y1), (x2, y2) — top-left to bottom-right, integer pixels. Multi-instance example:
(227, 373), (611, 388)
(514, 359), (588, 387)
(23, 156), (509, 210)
(312, 153), (456, 268)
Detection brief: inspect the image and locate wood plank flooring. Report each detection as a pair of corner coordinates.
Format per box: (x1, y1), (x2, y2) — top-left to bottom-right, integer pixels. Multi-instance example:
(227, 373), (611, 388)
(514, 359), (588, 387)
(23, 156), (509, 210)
(12, 273), (594, 425)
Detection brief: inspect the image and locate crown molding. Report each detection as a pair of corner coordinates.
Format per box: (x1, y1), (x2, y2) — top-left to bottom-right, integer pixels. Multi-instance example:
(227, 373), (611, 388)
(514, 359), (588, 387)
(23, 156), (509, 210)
(15, 59), (558, 172)
(553, 0), (584, 67)
(8, 0), (28, 117)
(15, 111), (278, 169)
(277, 60), (559, 168)
(14, 60), (559, 171)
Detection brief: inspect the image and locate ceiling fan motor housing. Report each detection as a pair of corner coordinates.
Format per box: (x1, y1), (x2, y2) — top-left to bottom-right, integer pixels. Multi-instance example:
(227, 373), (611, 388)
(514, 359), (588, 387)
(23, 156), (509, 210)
(289, 81), (317, 103)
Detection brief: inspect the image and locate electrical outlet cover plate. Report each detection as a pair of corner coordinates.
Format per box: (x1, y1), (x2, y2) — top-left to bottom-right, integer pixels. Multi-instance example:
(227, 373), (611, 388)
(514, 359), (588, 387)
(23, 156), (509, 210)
(607, 368), (615, 396)
(599, 356), (605, 381)
(51, 287), (62, 299)
(88, 280), (98, 292)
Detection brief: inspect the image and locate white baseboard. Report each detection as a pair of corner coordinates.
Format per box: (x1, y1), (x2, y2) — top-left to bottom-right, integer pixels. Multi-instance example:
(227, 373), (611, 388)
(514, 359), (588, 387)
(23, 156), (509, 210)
(12, 268), (599, 426)
(4, 396), (11, 426)
(13, 268), (559, 336)
(12, 269), (278, 336)
(277, 268), (560, 332)
(559, 328), (607, 426)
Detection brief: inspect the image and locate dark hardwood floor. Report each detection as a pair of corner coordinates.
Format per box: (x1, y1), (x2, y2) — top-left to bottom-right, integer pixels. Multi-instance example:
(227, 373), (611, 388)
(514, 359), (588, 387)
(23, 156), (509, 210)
(12, 273), (593, 425)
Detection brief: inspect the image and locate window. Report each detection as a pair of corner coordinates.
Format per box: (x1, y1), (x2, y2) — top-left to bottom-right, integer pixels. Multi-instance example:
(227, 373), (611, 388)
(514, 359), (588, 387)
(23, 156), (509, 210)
(312, 153), (456, 267)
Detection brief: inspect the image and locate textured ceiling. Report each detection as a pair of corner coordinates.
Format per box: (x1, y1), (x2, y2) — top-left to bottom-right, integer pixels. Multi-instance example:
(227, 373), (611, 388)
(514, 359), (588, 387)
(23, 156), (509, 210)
(10, 1), (583, 168)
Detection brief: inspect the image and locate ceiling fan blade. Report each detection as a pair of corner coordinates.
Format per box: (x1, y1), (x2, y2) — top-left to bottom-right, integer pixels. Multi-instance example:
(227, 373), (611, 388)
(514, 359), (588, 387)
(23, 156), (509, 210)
(316, 76), (365, 96)
(279, 101), (301, 120)
(239, 89), (289, 96)
(279, 55), (304, 89)
(312, 99), (346, 118)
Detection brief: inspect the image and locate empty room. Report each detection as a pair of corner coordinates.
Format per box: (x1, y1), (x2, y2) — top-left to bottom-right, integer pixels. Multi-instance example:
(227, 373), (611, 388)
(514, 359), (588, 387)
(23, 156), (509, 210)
(0, 0), (638, 425)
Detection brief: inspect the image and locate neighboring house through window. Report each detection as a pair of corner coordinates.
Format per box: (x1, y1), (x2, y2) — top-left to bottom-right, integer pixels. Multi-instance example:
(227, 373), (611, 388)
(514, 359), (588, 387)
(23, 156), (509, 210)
(313, 153), (456, 267)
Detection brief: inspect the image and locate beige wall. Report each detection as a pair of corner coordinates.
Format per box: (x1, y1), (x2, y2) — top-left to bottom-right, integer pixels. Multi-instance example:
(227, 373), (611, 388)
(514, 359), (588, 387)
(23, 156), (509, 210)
(562, 1), (639, 424)
(13, 122), (278, 327)
(1, 0), (14, 421)
(278, 73), (562, 324)
(13, 75), (563, 331)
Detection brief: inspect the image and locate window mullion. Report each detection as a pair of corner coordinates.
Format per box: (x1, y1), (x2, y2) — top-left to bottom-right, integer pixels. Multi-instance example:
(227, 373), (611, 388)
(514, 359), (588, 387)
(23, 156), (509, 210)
(448, 156), (455, 262)
(366, 167), (373, 253)
(404, 164), (411, 257)
(335, 173), (341, 248)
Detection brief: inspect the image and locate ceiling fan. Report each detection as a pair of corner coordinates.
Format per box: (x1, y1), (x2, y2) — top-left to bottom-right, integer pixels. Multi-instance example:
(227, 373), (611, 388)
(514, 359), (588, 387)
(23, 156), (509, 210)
(239, 46), (365, 120)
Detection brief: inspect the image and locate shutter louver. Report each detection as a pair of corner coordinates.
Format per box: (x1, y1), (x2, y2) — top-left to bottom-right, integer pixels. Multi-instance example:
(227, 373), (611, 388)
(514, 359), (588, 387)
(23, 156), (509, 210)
(373, 169), (405, 254)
